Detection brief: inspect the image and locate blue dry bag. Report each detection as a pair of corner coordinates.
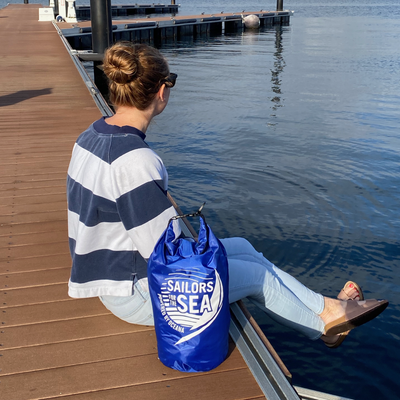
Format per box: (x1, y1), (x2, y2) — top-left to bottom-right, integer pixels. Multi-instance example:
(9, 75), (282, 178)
(148, 209), (230, 373)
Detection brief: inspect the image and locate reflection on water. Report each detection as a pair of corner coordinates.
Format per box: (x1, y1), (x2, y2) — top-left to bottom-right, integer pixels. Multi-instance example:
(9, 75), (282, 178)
(271, 27), (285, 114)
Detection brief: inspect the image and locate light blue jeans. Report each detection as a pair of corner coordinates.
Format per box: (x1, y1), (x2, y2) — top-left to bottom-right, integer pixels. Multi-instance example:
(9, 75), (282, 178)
(100, 237), (325, 340)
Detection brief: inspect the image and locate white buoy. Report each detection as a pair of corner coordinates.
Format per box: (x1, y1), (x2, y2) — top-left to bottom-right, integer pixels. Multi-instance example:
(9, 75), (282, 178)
(242, 14), (260, 29)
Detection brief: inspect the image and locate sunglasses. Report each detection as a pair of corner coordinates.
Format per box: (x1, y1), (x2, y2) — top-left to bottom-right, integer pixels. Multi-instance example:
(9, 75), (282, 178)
(161, 72), (178, 88)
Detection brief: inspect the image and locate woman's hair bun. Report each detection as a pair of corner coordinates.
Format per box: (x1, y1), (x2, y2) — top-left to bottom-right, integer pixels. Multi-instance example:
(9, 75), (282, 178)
(103, 44), (140, 85)
(104, 42), (170, 110)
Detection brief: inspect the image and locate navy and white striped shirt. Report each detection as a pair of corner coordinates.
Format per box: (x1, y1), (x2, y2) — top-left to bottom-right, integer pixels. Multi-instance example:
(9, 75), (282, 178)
(67, 118), (180, 298)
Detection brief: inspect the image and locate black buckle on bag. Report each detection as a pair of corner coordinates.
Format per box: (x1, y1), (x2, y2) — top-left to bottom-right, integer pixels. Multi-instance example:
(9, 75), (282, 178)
(171, 202), (206, 222)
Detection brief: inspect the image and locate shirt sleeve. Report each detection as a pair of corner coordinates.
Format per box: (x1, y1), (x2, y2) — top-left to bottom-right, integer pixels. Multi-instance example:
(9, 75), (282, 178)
(111, 146), (181, 259)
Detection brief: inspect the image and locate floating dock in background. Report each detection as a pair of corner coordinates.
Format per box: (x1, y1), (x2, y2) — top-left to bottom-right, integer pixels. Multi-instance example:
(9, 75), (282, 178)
(62, 10), (291, 50)
(75, 3), (179, 19)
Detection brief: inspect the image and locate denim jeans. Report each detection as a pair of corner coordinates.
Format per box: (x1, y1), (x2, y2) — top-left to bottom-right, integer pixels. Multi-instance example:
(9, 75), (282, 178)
(100, 237), (325, 340)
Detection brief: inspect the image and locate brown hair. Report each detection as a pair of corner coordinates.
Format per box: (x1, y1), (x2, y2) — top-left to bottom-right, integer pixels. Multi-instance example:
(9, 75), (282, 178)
(103, 42), (170, 110)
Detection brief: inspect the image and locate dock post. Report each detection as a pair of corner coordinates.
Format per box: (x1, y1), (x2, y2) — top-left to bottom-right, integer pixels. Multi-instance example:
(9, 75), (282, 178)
(53, 0), (59, 16)
(90, 0), (112, 54)
(90, 0), (112, 102)
(24, 0), (28, 4)
(171, 0), (176, 16)
(277, 0), (283, 11)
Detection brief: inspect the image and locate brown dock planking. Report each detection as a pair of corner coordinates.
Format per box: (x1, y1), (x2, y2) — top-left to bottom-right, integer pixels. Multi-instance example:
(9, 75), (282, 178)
(0, 4), (268, 399)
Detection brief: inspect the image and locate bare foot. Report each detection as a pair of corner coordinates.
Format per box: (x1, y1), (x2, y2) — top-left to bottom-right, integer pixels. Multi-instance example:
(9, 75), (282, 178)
(319, 297), (348, 333)
(321, 281), (364, 348)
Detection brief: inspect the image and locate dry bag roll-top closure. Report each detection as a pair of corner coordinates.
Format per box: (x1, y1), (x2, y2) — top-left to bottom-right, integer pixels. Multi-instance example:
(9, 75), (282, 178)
(148, 207), (230, 373)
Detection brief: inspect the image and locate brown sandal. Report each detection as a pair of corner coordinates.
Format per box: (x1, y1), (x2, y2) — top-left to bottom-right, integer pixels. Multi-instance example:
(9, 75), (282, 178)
(324, 299), (388, 336)
(323, 281), (364, 348)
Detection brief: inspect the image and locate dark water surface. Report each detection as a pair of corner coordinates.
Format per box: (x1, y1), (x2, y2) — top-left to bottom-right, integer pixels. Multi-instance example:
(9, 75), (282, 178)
(149, 2), (399, 399)
(4, 0), (398, 398)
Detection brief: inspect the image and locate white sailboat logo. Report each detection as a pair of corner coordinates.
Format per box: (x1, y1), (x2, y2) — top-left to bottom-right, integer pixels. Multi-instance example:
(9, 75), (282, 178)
(160, 268), (224, 345)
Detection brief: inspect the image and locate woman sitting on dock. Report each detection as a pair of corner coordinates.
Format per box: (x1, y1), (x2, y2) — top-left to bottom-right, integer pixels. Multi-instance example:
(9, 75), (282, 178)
(66, 42), (388, 349)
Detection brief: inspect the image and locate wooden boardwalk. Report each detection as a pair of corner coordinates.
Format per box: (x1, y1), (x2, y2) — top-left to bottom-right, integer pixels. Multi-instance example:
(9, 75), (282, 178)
(0, 4), (269, 399)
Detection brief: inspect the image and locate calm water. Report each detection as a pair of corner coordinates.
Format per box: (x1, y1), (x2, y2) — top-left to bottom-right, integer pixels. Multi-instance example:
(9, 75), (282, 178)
(153, 4), (400, 399)
(3, 0), (399, 398)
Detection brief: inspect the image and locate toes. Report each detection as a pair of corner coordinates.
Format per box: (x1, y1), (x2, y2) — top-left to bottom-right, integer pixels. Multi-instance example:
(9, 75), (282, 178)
(338, 281), (362, 301)
(343, 284), (361, 301)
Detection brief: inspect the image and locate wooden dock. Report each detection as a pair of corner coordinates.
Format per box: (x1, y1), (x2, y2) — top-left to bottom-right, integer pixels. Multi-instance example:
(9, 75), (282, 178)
(0, 4), (301, 400)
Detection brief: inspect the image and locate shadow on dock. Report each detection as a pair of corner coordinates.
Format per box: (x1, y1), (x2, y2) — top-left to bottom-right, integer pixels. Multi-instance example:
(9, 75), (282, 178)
(0, 88), (52, 107)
